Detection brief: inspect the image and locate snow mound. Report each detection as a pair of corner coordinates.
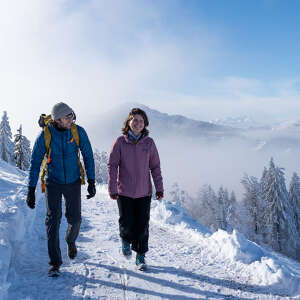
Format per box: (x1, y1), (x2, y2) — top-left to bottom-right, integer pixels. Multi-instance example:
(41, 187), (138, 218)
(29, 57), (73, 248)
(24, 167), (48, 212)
(151, 199), (210, 235)
(209, 229), (300, 295)
(152, 198), (300, 297)
(0, 161), (32, 300)
(209, 229), (265, 264)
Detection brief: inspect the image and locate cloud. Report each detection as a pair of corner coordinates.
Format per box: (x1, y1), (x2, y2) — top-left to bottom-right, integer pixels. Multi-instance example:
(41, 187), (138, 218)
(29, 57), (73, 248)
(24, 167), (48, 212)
(1, 0), (299, 143)
(215, 77), (263, 96)
(136, 74), (300, 125)
(0, 0), (223, 141)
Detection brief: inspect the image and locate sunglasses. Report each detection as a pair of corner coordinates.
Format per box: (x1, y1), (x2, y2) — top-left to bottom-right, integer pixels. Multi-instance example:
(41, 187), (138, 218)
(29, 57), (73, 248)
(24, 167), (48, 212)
(63, 112), (75, 120)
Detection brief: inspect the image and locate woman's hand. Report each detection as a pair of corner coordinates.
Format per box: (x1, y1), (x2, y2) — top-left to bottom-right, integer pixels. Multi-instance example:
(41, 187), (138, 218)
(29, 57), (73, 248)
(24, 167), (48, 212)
(110, 193), (118, 200)
(155, 191), (163, 200)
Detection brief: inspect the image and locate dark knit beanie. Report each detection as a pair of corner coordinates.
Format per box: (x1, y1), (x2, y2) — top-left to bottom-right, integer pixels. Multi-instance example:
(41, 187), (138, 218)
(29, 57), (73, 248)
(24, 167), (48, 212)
(51, 102), (73, 120)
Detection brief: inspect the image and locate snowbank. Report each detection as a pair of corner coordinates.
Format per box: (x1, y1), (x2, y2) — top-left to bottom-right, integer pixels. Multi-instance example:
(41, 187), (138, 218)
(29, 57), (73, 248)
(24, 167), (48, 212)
(151, 198), (300, 297)
(0, 161), (33, 300)
(151, 198), (210, 236)
(207, 229), (300, 296)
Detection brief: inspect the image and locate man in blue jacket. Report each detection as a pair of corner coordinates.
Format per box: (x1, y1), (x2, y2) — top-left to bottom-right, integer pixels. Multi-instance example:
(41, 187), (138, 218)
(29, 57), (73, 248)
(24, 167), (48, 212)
(27, 102), (96, 277)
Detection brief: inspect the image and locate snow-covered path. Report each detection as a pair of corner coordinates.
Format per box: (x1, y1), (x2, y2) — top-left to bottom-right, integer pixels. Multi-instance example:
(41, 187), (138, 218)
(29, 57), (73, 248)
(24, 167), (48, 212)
(6, 185), (298, 300)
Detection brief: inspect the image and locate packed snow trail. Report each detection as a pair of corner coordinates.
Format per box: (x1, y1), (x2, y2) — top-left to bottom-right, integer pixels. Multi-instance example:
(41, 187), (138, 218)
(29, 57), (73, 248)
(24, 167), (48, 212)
(6, 185), (298, 299)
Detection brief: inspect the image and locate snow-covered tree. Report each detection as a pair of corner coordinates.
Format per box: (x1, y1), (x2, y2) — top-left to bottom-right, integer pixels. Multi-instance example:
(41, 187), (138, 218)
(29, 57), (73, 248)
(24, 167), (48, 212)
(94, 148), (108, 184)
(217, 186), (229, 230)
(192, 184), (218, 231)
(288, 172), (300, 237)
(261, 158), (298, 258)
(14, 124), (31, 170)
(241, 174), (261, 239)
(0, 111), (15, 165)
(169, 182), (189, 206)
(260, 167), (268, 200)
(226, 191), (240, 232)
(260, 166), (271, 241)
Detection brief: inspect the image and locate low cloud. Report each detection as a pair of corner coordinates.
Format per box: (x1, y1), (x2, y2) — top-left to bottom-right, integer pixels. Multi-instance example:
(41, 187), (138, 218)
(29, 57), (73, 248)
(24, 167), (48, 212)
(1, 1), (300, 143)
(0, 0), (222, 141)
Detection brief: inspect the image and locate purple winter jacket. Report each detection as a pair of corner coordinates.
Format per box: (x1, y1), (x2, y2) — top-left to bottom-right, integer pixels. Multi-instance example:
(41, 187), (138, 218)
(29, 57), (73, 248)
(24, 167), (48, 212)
(108, 135), (163, 199)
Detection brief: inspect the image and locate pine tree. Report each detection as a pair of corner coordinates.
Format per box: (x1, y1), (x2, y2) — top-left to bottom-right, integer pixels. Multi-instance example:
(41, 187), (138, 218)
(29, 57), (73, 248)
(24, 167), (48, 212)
(0, 111), (15, 165)
(241, 174), (261, 239)
(194, 184), (218, 231)
(288, 172), (300, 237)
(170, 182), (180, 203)
(217, 186), (229, 230)
(170, 182), (188, 205)
(260, 167), (268, 202)
(260, 166), (271, 242)
(14, 124), (31, 170)
(262, 158), (298, 258)
(94, 148), (108, 184)
(226, 191), (239, 232)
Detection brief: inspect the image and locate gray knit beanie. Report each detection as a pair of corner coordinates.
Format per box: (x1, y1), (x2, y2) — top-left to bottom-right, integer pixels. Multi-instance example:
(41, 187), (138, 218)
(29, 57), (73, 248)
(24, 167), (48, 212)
(51, 102), (73, 120)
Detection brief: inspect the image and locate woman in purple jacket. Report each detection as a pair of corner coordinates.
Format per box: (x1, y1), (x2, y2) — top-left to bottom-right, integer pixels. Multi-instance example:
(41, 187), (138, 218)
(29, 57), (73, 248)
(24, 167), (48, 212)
(108, 108), (164, 270)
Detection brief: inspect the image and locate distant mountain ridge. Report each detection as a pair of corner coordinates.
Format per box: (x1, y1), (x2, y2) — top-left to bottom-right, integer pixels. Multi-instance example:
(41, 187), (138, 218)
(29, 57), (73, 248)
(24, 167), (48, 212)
(90, 102), (240, 148)
(89, 103), (300, 155)
(211, 115), (263, 129)
(271, 119), (300, 131)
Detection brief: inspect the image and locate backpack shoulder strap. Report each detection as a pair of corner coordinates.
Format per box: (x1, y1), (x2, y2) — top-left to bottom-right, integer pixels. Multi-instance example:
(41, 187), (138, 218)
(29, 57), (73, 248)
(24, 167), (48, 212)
(44, 126), (51, 153)
(70, 123), (85, 185)
(71, 123), (80, 146)
(41, 125), (52, 193)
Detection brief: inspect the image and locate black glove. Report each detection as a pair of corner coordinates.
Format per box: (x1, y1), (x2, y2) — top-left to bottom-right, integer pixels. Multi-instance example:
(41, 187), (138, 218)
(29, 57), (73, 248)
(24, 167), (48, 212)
(86, 179), (96, 199)
(26, 186), (36, 209)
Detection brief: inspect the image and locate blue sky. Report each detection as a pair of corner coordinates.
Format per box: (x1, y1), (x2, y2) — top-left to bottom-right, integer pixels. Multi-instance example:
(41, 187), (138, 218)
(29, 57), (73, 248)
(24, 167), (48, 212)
(193, 1), (300, 79)
(1, 0), (300, 140)
(158, 0), (300, 92)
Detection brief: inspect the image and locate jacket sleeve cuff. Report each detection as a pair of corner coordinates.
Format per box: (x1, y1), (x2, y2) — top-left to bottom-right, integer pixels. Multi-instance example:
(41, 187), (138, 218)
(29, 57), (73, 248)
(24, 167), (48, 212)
(28, 186), (36, 192)
(109, 188), (118, 195)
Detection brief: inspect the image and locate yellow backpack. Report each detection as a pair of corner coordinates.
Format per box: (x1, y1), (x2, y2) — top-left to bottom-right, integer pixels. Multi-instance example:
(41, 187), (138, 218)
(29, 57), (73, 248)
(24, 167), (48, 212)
(38, 114), (85, 193)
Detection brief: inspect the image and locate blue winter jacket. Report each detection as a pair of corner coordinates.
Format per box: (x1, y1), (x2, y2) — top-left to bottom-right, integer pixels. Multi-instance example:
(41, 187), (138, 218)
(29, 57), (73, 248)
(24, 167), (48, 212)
(29, 124), (95, 187)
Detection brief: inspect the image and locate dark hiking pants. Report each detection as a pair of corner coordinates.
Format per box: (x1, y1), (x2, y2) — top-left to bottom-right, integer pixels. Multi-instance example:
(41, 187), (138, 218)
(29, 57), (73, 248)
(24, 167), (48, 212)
(117, 195), (151, 254)
(45, 178), (81, 267)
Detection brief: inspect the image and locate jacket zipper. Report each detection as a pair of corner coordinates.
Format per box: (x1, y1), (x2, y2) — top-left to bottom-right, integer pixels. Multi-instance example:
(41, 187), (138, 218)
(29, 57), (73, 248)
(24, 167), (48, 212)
(134, 142), (138, 195)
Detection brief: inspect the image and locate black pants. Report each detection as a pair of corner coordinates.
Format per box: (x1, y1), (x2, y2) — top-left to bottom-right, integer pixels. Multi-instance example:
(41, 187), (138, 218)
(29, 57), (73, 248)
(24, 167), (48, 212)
(45, 179), (82, 267)
(117, 195), (151, 254)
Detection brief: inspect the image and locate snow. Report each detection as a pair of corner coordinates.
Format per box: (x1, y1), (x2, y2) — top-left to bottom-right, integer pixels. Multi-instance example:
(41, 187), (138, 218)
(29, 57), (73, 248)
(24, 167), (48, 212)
(0, 162), (300, 299)
(0, 160), (32, 300)
(211, 116), (261, 129)
(152, 199), (300, 297)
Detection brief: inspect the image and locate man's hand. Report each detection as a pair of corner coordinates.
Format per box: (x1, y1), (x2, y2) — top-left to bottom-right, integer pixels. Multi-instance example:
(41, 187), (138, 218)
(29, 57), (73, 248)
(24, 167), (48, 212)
(110, 194), (118, 200)
(26, 186), (36, 209)
(156, 191), (164, 200)
(86, 179), (96, 199)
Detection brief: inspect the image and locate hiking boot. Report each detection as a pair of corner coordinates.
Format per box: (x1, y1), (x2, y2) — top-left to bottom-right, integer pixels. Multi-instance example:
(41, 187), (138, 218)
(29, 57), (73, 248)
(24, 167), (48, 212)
(48, 265), (60, 277)
(121, 239), (132, 258)
(136, 253), (147, 271)
(67, 242), (77, 259)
